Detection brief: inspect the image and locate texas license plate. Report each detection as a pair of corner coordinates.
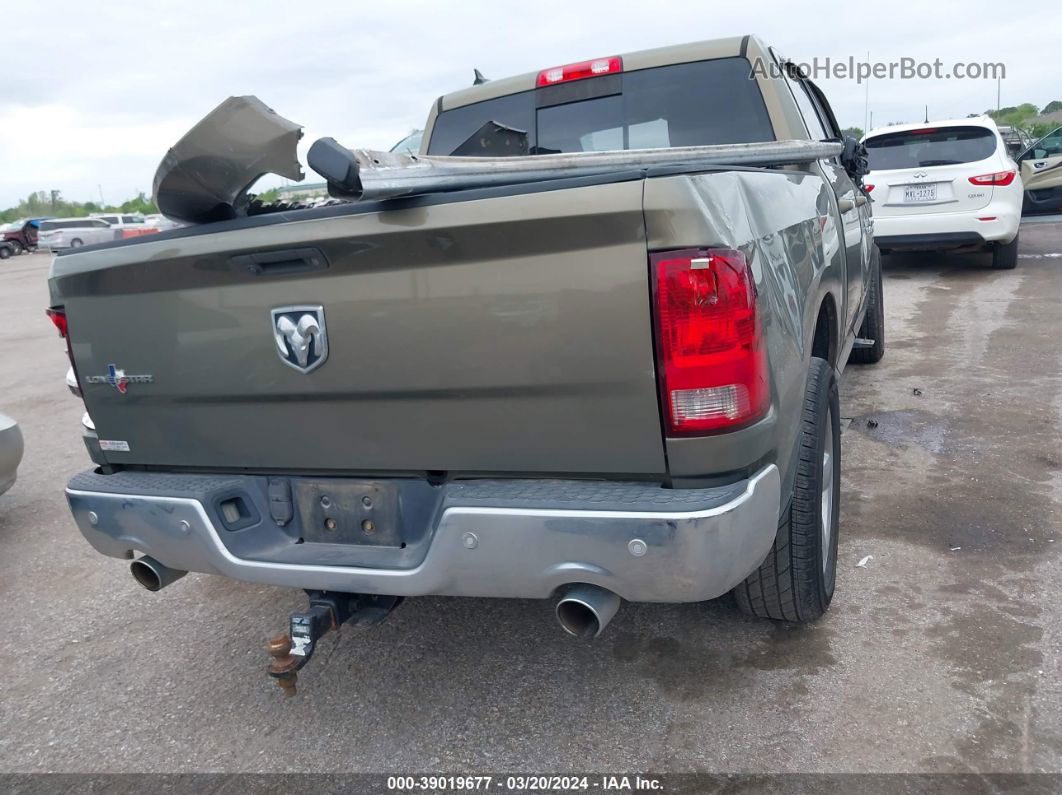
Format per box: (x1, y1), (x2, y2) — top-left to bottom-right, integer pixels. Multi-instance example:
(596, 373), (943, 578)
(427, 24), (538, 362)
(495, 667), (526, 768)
(903, 184), (938, 203)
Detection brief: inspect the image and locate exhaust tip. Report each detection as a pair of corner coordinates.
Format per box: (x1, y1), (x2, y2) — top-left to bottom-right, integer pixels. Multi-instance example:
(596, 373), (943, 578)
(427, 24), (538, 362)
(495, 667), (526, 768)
(556, 600), (602, 638)
(130, 558), (162, 591)
(130, 556), (186, 592)
(555, 584), (621, 639)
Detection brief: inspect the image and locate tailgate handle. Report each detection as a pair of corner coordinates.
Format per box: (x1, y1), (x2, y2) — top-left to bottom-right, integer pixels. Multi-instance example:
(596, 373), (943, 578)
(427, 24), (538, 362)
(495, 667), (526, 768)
(232, 247), (329, 276)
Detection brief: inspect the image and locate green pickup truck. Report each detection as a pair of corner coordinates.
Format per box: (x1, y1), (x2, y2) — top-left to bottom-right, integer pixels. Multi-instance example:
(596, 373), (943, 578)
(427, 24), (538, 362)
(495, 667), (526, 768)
(50, 34), (882, 689)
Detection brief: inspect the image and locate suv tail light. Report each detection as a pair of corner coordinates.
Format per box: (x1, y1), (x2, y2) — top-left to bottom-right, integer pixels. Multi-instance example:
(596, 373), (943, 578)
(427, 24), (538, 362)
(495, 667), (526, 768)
(651, 249), (769, 435)
(969, 170), (1016, 186)
(536, 56), (622, 86)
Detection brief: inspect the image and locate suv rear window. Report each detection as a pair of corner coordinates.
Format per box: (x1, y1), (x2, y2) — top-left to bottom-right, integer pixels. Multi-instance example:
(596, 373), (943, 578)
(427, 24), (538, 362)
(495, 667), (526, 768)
(428, 57), (774, 156)
(864, 126), (997, 170)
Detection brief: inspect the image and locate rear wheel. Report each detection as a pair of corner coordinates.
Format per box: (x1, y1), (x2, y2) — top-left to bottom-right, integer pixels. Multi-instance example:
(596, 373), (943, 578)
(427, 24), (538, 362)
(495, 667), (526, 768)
(7, 241), (22, 255)
(733, 358), (840, 622)
(991, 234), (1018, 270)
(849, 246), (885, 365)
(0, 246), (9, 260)
(70, 238), (83, 249)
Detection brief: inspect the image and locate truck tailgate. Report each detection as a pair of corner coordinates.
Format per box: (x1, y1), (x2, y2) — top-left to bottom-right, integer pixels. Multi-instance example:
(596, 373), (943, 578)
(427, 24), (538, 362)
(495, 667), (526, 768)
(52, 179), (667, 474)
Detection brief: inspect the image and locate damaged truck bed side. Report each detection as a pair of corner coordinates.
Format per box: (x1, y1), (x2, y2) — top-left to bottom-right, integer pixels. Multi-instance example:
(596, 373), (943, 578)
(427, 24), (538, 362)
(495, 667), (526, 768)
(51, 35), (881, 682)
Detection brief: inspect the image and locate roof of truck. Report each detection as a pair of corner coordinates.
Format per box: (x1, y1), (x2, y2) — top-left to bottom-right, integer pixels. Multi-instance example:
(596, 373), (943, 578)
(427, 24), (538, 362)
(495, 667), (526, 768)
(439, 35), (756, 111)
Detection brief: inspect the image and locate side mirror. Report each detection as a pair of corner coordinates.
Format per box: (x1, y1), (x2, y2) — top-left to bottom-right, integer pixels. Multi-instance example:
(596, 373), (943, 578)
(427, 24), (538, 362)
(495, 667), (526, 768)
(840, 135), (870, 183)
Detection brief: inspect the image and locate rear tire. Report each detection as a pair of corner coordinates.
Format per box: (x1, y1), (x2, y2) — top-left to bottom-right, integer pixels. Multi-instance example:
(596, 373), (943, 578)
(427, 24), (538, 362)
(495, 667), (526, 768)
(0, 247), (9, 260)
(849, 247), (885, 365)
(69, 238), (84, 249)
(733, 358), (840, 622)
(992, 234), (1018, 270)
(7, 241), (22, 255)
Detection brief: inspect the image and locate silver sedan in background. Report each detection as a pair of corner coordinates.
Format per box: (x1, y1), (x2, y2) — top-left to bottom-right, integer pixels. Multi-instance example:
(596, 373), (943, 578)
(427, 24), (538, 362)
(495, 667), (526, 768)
(0, 413), (23, 496)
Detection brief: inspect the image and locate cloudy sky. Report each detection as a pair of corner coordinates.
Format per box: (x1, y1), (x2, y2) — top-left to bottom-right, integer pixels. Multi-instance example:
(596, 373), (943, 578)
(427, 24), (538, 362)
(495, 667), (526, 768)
(2, 0), (1059, 209)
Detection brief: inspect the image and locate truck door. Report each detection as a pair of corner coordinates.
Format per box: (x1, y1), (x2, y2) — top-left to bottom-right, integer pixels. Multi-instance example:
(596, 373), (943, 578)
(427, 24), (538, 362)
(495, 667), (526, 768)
(780, 63), (868, 338)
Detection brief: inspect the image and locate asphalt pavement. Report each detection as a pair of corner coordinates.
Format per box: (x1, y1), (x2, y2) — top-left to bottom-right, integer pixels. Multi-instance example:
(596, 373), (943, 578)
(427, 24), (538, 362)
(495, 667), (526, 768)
(0, 220), (1060, 775)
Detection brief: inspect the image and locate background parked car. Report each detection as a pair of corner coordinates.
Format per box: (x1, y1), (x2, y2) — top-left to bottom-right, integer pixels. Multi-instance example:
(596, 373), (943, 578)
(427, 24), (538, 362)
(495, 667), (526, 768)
(91, 213), (166, 239)
(390, 129), (423, 154)
(1015, 125), (1062, 214)
(0, 412), (23, 496)
(91, 213), (147, 227)
(1, 218), (46, 254)
(37, 217), (114, 250)
(143, 213), (183, 231)
(997, 125), (1034, 158)
(863, 117), (1024, 269)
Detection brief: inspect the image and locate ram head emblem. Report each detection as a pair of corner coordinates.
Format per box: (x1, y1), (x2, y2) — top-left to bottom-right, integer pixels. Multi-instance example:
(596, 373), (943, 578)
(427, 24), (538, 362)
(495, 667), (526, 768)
(271, 306), (328, 373)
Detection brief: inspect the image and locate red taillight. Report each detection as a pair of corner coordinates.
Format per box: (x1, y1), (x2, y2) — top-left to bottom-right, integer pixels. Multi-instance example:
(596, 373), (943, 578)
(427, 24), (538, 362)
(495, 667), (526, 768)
(47, 305), (78, 374)
(46, 307), (68, 338)
(865, 184), (875, 192)
(651, 249), (769, 435)
(909, 128), (939, 135)
(536, 56), (622, 86)
(969, 170), (1016, 186)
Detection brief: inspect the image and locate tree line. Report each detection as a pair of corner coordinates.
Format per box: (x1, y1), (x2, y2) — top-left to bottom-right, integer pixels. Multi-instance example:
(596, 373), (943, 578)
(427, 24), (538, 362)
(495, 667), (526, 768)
(1, 190), (158, 224)
(979, 102), (1061, 139)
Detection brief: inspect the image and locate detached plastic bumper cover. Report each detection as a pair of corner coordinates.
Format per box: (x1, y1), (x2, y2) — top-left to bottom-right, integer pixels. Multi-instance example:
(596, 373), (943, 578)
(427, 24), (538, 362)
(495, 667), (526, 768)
(66, 465), (779, 603)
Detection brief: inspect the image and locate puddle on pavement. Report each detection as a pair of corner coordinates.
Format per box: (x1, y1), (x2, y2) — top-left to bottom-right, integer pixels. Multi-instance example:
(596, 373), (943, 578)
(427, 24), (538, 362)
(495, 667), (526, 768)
(848, 409), (953, 454)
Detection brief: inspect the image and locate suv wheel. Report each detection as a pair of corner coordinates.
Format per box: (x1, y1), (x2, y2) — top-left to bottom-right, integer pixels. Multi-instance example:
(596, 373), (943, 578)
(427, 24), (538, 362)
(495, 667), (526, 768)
(70, 238), (84, 249)
(0, 246), (10, 260)
(991, 234), (1018, 270)
(732, 357), (840, 622)
(8, 241), (22, 255)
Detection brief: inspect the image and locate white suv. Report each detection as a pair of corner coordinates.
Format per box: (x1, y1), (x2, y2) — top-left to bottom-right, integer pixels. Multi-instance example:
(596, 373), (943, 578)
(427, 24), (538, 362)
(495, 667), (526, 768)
(863, 117), (1023, 269)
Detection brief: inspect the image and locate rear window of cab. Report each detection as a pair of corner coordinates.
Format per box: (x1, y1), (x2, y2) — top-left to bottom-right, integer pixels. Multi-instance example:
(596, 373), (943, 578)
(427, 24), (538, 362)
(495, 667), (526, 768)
(428, 57), (775, 156)
(864, 126), (997, 171)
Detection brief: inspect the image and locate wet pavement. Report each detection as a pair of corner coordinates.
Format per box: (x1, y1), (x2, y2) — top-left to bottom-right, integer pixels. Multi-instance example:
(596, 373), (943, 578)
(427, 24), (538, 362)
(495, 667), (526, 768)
(0, 220), (1060, 774)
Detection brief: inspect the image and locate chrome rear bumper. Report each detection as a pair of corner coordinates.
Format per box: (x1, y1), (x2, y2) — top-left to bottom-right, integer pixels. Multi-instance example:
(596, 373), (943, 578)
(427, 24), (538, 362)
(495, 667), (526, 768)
(66, 465), (779, 603)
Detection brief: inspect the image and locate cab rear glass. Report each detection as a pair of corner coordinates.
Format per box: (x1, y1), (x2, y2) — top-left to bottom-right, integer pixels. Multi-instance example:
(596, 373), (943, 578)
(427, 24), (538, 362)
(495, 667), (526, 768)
(864, 126), (997, 170)
(428, 57), (774, 156)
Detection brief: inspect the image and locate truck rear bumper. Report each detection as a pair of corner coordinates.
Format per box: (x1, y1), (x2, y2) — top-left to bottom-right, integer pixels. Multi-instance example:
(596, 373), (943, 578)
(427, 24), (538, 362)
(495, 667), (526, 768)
(66, 465), (779, 603)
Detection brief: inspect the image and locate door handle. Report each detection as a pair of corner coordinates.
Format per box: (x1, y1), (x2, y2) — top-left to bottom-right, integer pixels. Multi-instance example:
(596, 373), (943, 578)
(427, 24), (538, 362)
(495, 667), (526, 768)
(231, 247), (329, 275)
(855, 194), (869, 207)
(837, 198), (855, 213)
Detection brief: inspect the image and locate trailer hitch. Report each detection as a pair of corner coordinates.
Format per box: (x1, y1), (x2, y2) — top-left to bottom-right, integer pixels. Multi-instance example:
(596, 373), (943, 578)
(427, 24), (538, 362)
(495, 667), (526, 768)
(266, 590), (401, 696)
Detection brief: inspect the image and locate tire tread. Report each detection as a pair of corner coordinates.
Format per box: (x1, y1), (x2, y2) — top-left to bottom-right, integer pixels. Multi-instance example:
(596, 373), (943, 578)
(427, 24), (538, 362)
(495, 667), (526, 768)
(733, 358), (837, 622)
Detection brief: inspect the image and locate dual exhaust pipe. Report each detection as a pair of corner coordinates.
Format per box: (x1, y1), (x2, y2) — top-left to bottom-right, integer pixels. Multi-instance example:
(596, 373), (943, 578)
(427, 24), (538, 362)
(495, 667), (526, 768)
(129, 557), (620, 639)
